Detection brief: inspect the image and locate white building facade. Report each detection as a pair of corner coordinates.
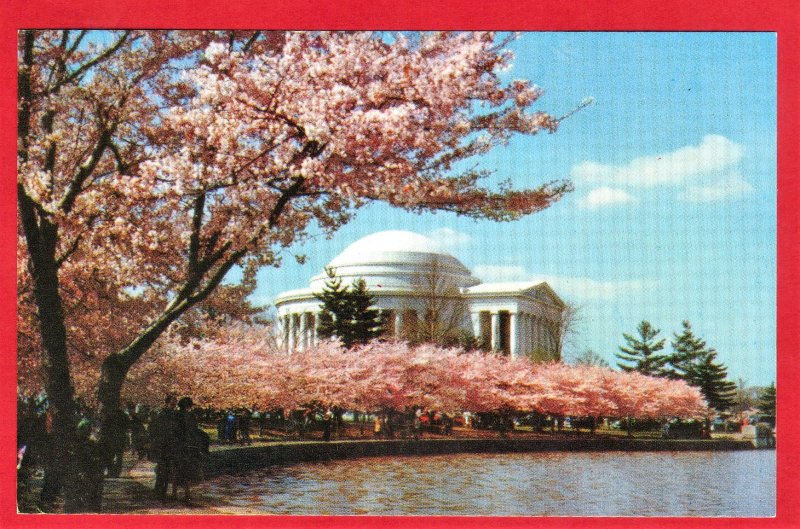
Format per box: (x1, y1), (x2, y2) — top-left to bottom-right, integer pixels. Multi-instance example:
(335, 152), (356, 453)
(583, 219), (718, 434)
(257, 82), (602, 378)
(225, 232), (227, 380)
(274, 231), (565, 360)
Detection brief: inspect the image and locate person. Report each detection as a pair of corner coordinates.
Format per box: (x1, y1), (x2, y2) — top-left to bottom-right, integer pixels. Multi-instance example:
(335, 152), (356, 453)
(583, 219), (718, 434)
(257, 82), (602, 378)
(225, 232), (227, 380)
(224, 410), (238, 444)
(101, 407), (129, 477)
(126, 403), (147, 459)
(373, 415), (382, 438)
(151, 394), (178, 500)
(322, 409), (333, 442)
(172, 397), (207, 504)
(258, 409), (268, 437)
(216, 411), (227, 443)
(238, 409), (252, 445)
(442, 414), (453, 436)
(67, 417), (104, 511)
(413, 409), (422, 440)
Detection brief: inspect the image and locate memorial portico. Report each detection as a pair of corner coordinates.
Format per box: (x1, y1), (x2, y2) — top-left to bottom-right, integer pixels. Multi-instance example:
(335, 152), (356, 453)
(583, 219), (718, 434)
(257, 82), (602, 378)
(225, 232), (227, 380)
(275, 231), (565, 361)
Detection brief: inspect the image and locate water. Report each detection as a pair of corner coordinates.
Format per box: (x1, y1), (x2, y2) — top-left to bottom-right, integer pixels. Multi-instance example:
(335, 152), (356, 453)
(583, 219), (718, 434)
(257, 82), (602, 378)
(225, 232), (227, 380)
(197, 450), (775, 516)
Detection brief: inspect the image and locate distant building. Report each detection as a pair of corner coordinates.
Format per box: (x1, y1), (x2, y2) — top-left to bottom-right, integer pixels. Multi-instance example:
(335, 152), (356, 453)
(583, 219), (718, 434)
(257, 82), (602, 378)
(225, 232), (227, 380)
(274, 230), (565, 360)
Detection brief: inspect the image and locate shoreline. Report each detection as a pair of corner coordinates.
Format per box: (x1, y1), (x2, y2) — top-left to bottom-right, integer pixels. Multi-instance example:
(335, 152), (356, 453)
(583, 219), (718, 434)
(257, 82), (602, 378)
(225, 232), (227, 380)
(204, 436), (761, 477)
(21, 436), (767, 514)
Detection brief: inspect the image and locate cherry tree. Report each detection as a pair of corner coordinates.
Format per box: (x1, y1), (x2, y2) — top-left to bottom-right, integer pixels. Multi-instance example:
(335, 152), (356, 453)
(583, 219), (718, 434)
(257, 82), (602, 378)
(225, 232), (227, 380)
(19, 30), (587, 509)
(136, 332), (707, 429)
(18, 26), (570, 474)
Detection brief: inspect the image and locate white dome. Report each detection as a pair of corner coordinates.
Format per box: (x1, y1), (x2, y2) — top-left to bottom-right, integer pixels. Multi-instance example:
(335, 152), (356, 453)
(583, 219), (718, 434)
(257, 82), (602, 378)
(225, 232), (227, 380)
(309, 230), (480, 292)
(330, 230), (448, 265)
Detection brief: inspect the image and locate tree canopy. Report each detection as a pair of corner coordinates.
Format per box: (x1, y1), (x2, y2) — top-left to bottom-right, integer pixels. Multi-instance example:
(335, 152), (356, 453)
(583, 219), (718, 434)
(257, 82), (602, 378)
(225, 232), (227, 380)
(17, 30), (584, 510)
(18, 30), (579, 405)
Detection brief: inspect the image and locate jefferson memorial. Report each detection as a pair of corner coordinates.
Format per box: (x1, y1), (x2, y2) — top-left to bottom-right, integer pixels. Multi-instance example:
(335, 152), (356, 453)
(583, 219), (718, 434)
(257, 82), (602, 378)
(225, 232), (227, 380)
(274, 230), (565, 361)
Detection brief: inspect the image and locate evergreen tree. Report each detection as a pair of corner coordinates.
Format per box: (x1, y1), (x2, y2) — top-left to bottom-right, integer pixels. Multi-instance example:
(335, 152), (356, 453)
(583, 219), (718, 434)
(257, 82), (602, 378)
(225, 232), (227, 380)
(666, 320), (736, 412)
(348, 278), (385, 345)
(615, 321), (668, 376)
(316, 267), (351, 342)
(686, 350), (737, 412)
(664, 320), (708, 380)
(757, 382), (776, 419)
(315, 268), (384, 348)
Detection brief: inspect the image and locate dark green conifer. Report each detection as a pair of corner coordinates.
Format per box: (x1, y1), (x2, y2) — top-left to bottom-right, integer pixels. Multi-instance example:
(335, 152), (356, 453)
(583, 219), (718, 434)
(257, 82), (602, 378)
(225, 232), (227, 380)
(757, 382), (776, 419)
(315, 268), (384, 348)
(615, 320), (668, 376)
(666, 320), (736, 412)
(316, 267), (350, 343)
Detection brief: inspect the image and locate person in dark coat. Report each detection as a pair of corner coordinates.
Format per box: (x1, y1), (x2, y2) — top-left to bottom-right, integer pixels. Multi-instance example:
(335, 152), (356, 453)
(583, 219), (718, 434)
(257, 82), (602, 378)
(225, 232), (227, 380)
(126, 403), (147, 459)
(238, 409), (252, 445)
(172, 397), (206, 504)
(322, 409), (333, 442)
(151, 394), (178, 500)
(101, 407), (129, 478)
(224, 410), (238, 444)
(216, 412), (227, 443)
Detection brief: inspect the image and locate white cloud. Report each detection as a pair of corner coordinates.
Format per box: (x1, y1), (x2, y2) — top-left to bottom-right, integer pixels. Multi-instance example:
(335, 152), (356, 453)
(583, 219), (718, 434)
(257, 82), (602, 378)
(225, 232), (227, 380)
(472, 265), (658, 301)
(578, 187), (637, 209)
(678, 172), (755, 203)
(572, 135), (744, 187)
(427, 227), (472, 251)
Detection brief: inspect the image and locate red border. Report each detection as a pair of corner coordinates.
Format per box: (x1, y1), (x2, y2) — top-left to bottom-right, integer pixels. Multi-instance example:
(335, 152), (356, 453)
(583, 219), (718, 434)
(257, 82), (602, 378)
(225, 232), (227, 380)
(1, 1), (798, 528)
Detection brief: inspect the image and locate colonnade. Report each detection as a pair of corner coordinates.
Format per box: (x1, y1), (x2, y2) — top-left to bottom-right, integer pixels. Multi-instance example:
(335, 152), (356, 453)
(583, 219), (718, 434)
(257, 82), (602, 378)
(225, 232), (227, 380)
(280, 308), (557, 359)
(281, 312), (318, 352)
(471, 310), (556, 359)
(280, 308), (414, 351)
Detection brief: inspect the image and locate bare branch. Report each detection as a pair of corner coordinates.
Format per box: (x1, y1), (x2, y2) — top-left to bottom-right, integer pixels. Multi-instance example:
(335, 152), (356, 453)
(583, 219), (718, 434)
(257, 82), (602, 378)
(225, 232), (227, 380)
(46, 31), (132, 95)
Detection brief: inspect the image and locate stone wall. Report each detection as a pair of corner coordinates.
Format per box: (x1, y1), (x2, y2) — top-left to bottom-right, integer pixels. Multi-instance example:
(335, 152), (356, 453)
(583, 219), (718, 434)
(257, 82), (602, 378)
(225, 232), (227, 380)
(204, 438), (756, 478)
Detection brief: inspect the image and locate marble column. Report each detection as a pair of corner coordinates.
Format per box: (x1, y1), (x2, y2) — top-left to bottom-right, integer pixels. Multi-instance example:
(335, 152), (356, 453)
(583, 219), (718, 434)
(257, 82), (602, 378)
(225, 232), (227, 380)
(281, 315), (288, 352)
(288, 313), (296, 352)
(491, 311), (501, 352)
(509, 312), (518, 358)
(395, 311), (402, 338)
(471, 312), (482, 342)
(523, 314), (532, 356)
(301, 312), (310, 350)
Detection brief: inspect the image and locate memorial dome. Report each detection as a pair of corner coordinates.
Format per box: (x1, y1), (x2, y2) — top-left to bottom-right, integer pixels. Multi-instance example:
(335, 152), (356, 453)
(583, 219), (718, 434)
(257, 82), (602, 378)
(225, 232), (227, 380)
(308, 230), (480, 292)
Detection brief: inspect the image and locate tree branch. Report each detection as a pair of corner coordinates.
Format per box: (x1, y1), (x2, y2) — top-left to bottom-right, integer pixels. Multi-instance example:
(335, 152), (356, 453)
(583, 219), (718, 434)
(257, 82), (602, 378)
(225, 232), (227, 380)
(187, 193), (206, 275)
(45, 31), (132, 95)
(58, 124), (114, 213)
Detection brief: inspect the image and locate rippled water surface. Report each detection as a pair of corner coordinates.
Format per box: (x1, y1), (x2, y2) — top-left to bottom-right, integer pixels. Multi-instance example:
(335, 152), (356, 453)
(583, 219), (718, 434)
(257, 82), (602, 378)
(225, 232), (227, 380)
(198, 450), (775, 516)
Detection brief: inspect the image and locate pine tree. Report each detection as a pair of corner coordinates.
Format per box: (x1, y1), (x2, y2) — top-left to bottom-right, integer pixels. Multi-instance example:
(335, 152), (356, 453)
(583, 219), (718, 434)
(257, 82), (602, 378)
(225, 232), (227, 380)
(315, 268), (384, 348)
(686, 350), (737, 412)
(757, 382), (776, 418)
(348, 279), (385, 345)
(316, 267), (351, 343)
(664, 320), (708, 380)
(666, 320), (736, 412)
(615, 320), (668, 376)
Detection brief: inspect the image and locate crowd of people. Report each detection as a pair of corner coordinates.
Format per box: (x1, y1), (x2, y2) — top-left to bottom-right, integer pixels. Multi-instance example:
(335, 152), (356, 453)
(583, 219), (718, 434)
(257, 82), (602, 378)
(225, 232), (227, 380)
(17, 393), (213, 506)
(17, 392), (544, 509)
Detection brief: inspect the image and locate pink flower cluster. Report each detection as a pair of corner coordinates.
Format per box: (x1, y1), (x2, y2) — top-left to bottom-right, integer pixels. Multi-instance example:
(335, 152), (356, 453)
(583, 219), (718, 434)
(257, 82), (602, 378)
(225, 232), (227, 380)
(129, 327), (708, 420)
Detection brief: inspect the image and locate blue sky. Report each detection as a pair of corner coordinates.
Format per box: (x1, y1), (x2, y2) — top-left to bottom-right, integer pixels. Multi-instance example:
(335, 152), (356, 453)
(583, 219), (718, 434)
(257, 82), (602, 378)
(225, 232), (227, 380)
(251, 32), (777, 386)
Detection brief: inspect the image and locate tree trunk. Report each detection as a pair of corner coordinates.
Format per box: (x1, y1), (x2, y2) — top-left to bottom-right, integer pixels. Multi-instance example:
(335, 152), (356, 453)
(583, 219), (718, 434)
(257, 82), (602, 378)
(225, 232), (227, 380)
(17, 195), (83, 510)
(626, 417), (633, 438)
(93, 356), (128, 511)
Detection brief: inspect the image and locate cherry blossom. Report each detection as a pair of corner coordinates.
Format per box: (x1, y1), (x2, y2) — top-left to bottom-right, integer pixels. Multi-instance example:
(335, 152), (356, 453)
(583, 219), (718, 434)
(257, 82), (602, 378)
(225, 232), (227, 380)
(131, 327), (707, 422)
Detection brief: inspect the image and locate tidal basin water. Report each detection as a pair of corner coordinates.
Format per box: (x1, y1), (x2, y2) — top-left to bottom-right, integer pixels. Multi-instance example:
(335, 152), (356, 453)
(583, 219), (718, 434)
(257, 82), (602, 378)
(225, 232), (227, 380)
(197, 449), (775, 516)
